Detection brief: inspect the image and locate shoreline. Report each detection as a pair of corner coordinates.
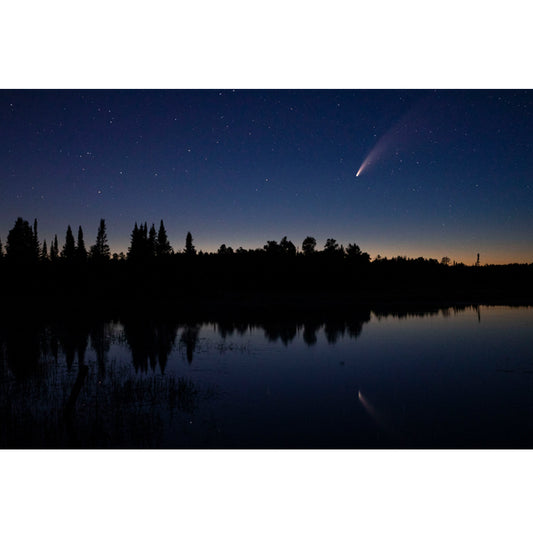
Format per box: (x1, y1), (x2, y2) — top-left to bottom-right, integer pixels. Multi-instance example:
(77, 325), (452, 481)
(3, 290), (532, 322)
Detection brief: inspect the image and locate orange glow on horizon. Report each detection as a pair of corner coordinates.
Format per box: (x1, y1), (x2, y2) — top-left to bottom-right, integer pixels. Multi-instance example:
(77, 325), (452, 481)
(107, 240), (532, 265)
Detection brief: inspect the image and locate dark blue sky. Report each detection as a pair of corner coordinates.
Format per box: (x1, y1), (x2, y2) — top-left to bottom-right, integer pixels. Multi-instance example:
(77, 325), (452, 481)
(1, 89), (532, 263)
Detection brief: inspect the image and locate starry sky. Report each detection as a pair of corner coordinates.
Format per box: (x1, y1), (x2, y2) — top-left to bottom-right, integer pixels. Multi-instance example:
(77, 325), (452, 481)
(1, 89), (532, 264)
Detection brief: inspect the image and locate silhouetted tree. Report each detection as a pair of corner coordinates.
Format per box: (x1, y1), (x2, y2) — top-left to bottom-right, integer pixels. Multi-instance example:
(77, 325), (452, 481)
(264, 240), (281, 255)
(156, 220), (172, 256)
(41, 239), (48, 261)
(62, 225), (76, 261)
(50, 234), (59, 262)
(32, 219), (40, 258)
(280, 236), (296, 256)
(346, 242), (370, 263)
(302, 236), (317, 255)
(441, 256), (450, 266)
(185, 231), (196, 256)
(128, 222), (141, 260)
(346, 243), (361, 257)
(6, 217), (35, 263)
(0, 238), (3, 261)
(76, 226), (87, 262)
(324, 238), (340, 255)
(217, 243), (234, 255)
(148, 224), (157, 257)
(128, 221), (154, 261)
(90, 219), (110, 260)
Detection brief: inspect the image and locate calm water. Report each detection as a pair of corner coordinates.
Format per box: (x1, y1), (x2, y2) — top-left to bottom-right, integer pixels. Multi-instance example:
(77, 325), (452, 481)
(1, 305), (533, 448)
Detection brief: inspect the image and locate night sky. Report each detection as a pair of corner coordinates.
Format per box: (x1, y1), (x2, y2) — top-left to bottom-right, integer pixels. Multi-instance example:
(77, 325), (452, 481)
(1, 89), (531, 264)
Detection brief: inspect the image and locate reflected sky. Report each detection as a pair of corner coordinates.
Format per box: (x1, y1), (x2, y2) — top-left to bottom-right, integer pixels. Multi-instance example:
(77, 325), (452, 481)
(1, 305), (533, 448)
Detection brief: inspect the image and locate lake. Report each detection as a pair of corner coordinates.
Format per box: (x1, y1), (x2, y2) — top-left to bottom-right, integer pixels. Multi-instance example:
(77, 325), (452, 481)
(1, 304), (532, 448)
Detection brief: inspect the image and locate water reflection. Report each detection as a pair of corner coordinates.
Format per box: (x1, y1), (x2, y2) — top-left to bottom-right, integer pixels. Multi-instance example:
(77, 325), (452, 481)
(0, 304), (529, 448)
(180, 324), (199, 365)
(123, 318), (177, 373)
(0, 305), (482, 379)
(358, 389), (396, 438)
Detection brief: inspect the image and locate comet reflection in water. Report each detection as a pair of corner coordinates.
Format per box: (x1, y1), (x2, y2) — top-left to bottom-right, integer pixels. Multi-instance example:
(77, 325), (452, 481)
(358, 389), (395, 436)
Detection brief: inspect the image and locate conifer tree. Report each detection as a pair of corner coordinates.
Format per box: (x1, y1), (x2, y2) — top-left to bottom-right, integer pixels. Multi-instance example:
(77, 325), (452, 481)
(32, 218), (40, 259)
(41, 239), (48, 261)
(50, 234), (59, 261)
(156, 220), (172, 256)
(142, 223), (148, 242)
(6, 217), (35, 263)
(76, 226), (87, 262)
(148, 224), (157, 257)
(62, 225), (76, 260)
(90, 219), (110, 260)
(185, 231), (196, 256)
(128, 222), (146, 260)
(128, 222), (140, 260)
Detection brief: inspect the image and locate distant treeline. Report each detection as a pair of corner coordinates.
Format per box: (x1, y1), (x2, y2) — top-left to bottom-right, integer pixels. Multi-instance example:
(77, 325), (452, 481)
(0, 216), (373, 263)
(1, 216), (533, 307)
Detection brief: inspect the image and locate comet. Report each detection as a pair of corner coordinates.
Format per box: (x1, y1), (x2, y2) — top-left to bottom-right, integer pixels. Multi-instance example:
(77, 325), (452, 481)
(355, 97), (433, 178)
(355, 121), (406, 178)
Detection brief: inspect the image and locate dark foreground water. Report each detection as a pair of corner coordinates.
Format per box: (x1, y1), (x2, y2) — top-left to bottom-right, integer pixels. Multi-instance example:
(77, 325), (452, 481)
(1, 305), (533, 448)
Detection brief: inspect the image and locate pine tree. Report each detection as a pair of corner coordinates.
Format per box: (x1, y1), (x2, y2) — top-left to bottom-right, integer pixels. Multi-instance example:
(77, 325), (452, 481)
(41, 239), (48, 261)
(90, 219), (110, 260)
(32, 218), (40, 260)
(76, 226), (87, 262)
(128, 222), (146, 261)
(50, 234), (59, 261)
(62, 225), (76, 260)
(148, 224), (157, 257)
(128, 222), (140, 260)
(185, 231), (196, 256)
(6, 217), (35, 263)
(156, 220), (172, 256)
(142, 223), (148, 243)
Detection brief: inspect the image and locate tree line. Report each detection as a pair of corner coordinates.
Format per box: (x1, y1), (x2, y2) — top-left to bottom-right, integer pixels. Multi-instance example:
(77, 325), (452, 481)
(0, 217), (109, 264)
(0, 216), (373, 264)
(1, 216), (532, 307)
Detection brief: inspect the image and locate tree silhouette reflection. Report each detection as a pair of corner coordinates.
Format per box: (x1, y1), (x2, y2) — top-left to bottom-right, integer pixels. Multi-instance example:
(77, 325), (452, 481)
(122, 317), (178, 373)
(90, 322), (110, 378)
(303, 321), (320, 346)
(180, 324), (199, 365)
(0, 305), (473, 379)
(55, 319), (89, 371)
